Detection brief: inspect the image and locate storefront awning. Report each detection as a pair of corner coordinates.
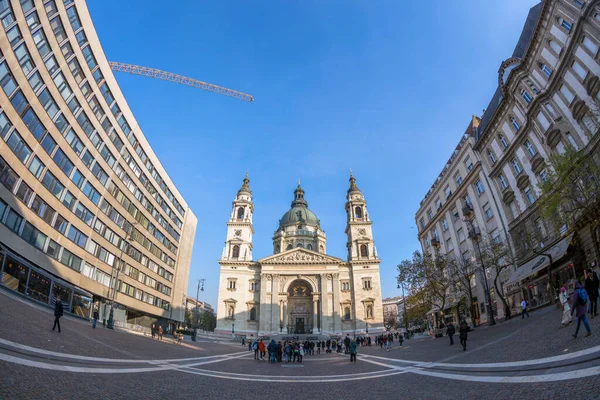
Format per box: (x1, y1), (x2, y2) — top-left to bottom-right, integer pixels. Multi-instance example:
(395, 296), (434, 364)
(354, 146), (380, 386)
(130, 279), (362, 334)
(504, 233), (574, 287)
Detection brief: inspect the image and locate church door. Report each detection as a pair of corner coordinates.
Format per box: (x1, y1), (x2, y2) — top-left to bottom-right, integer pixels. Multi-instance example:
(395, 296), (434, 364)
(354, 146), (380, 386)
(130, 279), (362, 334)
(295, 318), (305, 334)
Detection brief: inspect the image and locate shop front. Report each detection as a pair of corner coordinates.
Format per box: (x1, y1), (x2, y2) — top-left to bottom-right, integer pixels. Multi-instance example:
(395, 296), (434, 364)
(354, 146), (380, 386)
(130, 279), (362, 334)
(504, 234), (574, 312)
(0, 245), (93, 318)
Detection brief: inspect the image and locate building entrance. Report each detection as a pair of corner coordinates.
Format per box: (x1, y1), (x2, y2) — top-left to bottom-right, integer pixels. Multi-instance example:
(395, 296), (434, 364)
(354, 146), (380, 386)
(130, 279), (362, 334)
(286, 280), (314, 334)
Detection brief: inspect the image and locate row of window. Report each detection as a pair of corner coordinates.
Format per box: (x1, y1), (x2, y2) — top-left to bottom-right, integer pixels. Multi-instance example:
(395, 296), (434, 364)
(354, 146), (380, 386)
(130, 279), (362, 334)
(62, 2), (185, 222)
(1, 0), (182, 256)
(117, 279), (170, 310)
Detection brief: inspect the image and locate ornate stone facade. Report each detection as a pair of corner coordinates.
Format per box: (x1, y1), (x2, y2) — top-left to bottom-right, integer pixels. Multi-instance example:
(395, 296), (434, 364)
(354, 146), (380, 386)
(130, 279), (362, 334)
(215, 173), (384, 336)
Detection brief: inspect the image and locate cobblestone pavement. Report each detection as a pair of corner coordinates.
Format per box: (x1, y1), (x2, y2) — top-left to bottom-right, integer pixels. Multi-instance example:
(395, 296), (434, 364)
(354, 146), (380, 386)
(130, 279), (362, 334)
(1, 290), (600, 400)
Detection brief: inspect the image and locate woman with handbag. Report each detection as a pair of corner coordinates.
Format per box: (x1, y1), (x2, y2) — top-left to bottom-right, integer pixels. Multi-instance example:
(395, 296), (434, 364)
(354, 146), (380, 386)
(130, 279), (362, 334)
(560, 287), (572, 326)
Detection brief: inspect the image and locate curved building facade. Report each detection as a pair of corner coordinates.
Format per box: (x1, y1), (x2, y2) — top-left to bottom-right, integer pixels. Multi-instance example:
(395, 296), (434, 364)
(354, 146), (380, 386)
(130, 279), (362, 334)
(0, 0), (197, 327)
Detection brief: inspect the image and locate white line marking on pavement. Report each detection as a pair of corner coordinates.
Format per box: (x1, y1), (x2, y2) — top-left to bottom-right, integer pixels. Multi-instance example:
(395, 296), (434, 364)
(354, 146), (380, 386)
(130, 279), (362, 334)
(359, 344), (600, 369)
(0, 351), (249, 373)
(411, 365), (600, 383)
(0, 337), (247, 364)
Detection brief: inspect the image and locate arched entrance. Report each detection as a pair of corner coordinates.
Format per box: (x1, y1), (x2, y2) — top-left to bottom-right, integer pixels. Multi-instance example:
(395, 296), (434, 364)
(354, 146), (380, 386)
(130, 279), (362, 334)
(286, 280), (313, 334)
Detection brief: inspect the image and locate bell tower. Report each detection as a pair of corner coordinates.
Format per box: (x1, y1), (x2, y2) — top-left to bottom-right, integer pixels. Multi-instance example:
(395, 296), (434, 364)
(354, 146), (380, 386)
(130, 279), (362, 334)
(221, 172), (254, 261)
(345, 170), (377, 261)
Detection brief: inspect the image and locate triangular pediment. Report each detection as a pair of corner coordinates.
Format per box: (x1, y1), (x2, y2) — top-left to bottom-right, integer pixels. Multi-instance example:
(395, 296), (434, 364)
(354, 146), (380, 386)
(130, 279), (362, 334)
(258, 248), (343, 265)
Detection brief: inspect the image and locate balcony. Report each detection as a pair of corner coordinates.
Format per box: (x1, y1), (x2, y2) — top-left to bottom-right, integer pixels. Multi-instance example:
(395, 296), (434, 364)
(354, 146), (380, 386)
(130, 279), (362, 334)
(462, 202), (474, 219)
(468, 227), (481, 240)
(431, 237), (440, 247)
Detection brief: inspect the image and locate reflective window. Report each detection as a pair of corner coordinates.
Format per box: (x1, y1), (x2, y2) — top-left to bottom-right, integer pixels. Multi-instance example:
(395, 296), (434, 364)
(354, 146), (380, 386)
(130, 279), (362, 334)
(74, 202), (94, 226)
(6, 24), (22, 46)
(5, 208), (23, 233)
(52, 213), (68, 234)
(61, 190), (76, 211)
(14, 44), (34, 75)
(25, 10), (39, 30)
(50, 16), (67, 43)
(0, 62), (17, 95)
(53, 149), (74, 177)
(41, 171), (65, 199)
(28, 156), (44, 179)
(70, 169), (84, 188)
(41, 133), (56, 155)
(28, 71), (43, 93)
(5, 131), (32, 164)
(22, 109), (45, 141)
(83, 181), (100, 205)
(67, 225), (87, 248)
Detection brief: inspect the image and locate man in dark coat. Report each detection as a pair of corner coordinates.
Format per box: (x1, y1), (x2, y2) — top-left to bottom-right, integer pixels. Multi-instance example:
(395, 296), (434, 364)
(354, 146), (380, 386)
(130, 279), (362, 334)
(585, 269), (599, 318)
(446, 323), (455, 345)
(52, 296), (64, 333)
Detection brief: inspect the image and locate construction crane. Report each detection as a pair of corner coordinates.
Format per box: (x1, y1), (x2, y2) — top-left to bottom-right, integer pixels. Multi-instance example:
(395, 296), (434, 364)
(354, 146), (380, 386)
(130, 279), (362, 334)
(109, 62), (254, 103)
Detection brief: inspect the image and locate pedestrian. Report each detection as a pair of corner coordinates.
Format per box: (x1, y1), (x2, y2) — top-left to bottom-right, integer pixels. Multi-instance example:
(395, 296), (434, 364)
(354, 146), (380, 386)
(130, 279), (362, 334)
(571, 280), (592, 339)
(277, 341), (283, 362)
(349, 339), (357, 362)
(559, 287), (572, 326)
(268, 340), (277, 363)
(505, 304), (512, 320)
(158, 325), (163, 340)
(253, 340), (259, 360)
(521, 299), (530, 319)
(242, 336), (245, 346)
(52, 295), (63, 333)
(398, 333), (403, 346)
(248, 339), (252, 352)
(344, 334), (351, 354)
(298, 344), (304, 363)
(446, 322), (455, 346)
(178, 332), (183, 345)
(258, 339), (266, 360)
(284, 342), (292, 362)
(151, 323), (156, 339)
(585, 268), (599, 318)
(459, 320), (468, 351)
(92, 308), (99, 329)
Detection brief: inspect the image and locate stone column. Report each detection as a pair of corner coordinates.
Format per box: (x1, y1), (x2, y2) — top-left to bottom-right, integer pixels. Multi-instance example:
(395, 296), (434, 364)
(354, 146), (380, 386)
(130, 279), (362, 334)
(283, 300), (288, 332)
(320, 274), (329, 333)
(271, 275), (280, 333)
(313, 295), (319, 333)
(258, 274), (269, 333)
(332, 273), (341, 334)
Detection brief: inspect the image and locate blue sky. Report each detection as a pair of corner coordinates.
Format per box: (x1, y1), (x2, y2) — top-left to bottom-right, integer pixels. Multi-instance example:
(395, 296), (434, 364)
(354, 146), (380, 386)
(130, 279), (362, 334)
(87, 0), (541, 307)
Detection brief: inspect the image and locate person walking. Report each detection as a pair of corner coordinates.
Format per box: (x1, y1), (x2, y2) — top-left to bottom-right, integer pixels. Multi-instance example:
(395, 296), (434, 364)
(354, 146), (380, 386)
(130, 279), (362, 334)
(158, 325), (163, 340)
(559, 287), (572, 326)
(521, 299), (530, 319)
(459, 320), (469, 351)
(52, 296), (63, 333)
(267, 340), (277, 363)
(446, 323), (455, 346)
(505, 304), (512, 320)
(349, 339), (357, 362)
(92, 308), (99, 329)
(151, 323), (156, 339)
(571, 280), (592, 339)
(258, 340), (266, 360)
(253, 340), (259, 360)
(344, 335), (351, 355)
(585, 268), (599, 318)
(298, 344), (304, 363)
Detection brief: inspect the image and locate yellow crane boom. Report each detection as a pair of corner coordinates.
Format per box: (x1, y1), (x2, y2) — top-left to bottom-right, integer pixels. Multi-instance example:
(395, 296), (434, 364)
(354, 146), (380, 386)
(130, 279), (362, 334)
(109, 62), (254, 102)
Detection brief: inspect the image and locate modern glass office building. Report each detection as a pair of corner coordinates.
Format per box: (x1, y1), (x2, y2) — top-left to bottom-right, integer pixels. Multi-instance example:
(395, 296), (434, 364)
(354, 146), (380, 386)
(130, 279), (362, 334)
(0, 0), (197, 327)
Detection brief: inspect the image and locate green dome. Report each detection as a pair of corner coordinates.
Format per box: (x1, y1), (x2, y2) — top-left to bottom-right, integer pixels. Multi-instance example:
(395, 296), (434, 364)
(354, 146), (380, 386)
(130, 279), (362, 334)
(279, 206), (320, 227)
(278, 183), (320, 228)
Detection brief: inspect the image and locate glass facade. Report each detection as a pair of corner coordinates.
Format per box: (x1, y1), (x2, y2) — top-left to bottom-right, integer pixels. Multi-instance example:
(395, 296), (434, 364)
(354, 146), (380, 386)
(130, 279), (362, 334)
(0, 0), (195, 324)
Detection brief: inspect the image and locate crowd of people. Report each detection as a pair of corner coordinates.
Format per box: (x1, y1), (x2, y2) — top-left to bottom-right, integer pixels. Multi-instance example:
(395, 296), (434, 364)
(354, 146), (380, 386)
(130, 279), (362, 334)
(245, 333), (410, 363)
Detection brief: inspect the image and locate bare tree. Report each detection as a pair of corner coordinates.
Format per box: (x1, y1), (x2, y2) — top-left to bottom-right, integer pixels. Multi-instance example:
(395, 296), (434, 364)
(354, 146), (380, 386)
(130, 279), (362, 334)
(383, 309), (398, 331)
(475, 232), (518, 314)
(397, 250), (453, 328)
(453, 256), (477, 325)
(537, 146), (600, 269)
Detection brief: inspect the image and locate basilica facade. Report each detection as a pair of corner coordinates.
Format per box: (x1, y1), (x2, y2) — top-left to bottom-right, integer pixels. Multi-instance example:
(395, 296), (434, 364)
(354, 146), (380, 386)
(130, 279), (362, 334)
(215, 173), (384, 336)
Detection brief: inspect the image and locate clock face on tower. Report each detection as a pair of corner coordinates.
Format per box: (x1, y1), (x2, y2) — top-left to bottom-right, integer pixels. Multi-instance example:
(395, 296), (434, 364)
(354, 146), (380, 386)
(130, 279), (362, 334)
(234, 229), (242, 237)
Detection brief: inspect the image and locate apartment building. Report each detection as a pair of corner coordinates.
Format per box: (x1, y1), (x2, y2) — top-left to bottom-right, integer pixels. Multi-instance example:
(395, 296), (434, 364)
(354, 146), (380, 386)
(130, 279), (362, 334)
(0, 0), (197, 327)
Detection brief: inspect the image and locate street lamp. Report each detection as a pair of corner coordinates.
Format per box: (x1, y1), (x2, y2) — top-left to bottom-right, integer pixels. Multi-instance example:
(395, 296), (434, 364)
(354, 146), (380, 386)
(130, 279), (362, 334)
(397, 281), (409, 334)
(463, 203), (496, 326)
(192, 279), (205, 341)
(107, 224), (135, 329)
